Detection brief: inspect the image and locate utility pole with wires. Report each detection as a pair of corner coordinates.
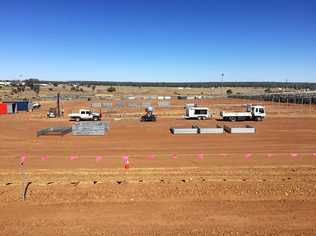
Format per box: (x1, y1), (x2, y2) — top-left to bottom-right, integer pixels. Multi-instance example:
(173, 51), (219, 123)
(221, 73), (224, 97)
(57, 92), (61, 117)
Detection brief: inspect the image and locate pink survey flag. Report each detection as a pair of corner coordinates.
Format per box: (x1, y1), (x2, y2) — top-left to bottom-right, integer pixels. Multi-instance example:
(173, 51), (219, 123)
(20, 155), (27, 165)
(312, 153), (316, 158)
(266, 153), (273, 158)
(96, 155), (103, 162)
(171, 154), (177, 159)
(69, 155), (78, 161)
(291, 153), (299, 159)
(123, 156), (130, 169)
(197, 153), (204, 160)
(148, 154), (155, 160)
(41, 155), (49, 161)
(244, 153), (252, 160)
(122, 155), (129, 162)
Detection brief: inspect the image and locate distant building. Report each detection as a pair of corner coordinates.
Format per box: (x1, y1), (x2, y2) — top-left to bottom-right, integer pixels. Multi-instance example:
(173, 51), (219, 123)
(0, 81), (12, 86)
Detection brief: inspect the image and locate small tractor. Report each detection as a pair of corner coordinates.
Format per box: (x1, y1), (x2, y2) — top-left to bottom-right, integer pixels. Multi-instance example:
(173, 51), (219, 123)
(141, 106), (157, 122)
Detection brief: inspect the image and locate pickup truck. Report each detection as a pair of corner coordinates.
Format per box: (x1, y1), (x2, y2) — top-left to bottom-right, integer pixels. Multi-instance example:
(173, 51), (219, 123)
(68, 109), (101, 122)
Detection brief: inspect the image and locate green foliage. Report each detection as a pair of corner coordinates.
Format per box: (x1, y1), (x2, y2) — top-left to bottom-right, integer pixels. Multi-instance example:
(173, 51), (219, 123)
(24, 79), (39, 90)
(107, 86), (116, 92)
(33, 85), (40, 94)
(70, 86), (78, 92)
(6, 79), (316, 91)
(264, 88), (272, 93)
(226, 89), (233, 95)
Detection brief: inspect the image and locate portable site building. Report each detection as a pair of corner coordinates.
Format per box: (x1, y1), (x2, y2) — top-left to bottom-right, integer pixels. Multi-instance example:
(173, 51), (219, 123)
(3, 101), (29, 112)
(4, 101), (30, 112)
(0, 103), (7, 114)
(16, 101), (29, 112)
(6, 102), (17, 114)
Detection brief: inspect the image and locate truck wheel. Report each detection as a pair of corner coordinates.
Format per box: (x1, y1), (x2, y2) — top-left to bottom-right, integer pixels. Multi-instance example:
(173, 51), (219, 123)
(75, 117), (80, 122)
(93, 116), (98, 121)
(230, 117), (236, 122)
(198, 117), (202, 120)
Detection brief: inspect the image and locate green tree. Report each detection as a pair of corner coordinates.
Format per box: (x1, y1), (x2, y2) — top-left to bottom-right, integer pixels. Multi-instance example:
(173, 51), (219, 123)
(226, 89), (233, 95)
(107, 86), (116, 92)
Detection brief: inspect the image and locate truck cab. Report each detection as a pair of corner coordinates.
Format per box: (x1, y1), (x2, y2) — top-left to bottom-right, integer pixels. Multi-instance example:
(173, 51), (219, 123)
(247, 105), (266, 120)
(79, 110), (92, 120)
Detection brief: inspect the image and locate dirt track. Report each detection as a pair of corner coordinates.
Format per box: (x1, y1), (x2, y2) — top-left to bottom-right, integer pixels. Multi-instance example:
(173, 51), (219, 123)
(0, 98), (316, 235)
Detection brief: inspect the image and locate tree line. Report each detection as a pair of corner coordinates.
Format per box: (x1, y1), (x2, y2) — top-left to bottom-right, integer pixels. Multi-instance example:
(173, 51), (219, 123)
(5, 79), (316, 90)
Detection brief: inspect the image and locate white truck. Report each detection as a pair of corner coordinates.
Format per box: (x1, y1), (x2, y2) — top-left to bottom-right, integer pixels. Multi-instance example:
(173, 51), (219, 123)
(68, 109), (101, 122)
(184, 105), (210, 120)
(220, 105), (265, 121)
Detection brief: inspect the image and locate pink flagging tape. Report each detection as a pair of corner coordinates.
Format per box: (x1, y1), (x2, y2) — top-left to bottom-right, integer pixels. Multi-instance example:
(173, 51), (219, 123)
(148, 154), (155, 160)
(41, 155), (48, 161)
(244, 153), (252, 160)
(20, 155), (27, 165)
(266, 153), (273, 158)
(171, 154), (177, 159)
(291, 153), (299, 159)
(312, 153), (316, 158)
(96, 155), (103, 162)
(69, 155), (78, 161)
(124, 159), (130, 169)
(122, 155), (129, 162)
(197, 153), (204, 160)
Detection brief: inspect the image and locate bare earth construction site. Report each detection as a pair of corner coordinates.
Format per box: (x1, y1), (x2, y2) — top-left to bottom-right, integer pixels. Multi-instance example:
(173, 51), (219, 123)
(0, 96), (316, 235)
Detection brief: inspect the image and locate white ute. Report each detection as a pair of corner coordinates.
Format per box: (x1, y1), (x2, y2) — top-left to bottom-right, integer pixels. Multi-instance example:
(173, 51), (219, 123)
(184, 105), (211, 120)
(220, 104), (266, 121)
(68, 109), (101, 122)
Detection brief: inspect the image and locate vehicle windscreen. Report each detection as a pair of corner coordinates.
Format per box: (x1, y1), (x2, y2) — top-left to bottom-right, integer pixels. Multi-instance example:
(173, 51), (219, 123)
(194, 109), (207, 115)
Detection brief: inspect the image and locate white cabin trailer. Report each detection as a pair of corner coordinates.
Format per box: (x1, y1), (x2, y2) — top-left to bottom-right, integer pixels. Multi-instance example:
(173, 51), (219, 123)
(185, 106), (210, 120)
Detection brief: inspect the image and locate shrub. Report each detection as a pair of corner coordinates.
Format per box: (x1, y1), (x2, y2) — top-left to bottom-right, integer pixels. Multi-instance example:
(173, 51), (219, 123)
(107, 86), (116, 92)
(226, 89), (233, 95)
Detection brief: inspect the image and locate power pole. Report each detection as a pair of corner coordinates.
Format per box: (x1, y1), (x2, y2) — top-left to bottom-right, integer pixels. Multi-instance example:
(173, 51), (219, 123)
(221, 73), (224, 97)
(57, 92), (60, 117)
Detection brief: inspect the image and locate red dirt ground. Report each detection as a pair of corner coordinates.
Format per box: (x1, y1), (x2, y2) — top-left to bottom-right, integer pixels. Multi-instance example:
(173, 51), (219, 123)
(0, 98), (315, 235)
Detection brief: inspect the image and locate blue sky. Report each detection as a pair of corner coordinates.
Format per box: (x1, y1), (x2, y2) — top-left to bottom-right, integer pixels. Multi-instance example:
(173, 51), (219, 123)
(0, 0), (315, 82)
